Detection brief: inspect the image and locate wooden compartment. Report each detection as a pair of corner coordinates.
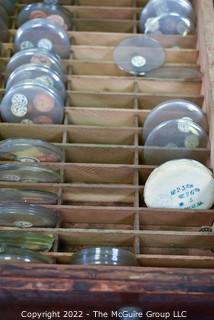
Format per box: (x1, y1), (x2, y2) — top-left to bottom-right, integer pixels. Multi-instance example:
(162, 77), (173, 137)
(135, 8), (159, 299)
(0, 0), (214, 317)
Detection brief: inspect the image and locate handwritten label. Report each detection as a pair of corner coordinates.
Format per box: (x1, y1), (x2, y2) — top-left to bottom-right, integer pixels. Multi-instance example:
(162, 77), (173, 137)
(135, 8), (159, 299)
(170, 184), (203, 209)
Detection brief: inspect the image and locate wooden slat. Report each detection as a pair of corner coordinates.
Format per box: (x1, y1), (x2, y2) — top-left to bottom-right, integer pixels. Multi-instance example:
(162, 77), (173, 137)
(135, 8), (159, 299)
(65, 6), (137, 19)
(70, 32), (197, 48)
(74, 18), (135, 33)
(56, 229), (214, 250)
(70, 61), (200, 76)
(67, 107), (144, 126)
(69, 91), (203, 108)
(69, 76), (202, 95)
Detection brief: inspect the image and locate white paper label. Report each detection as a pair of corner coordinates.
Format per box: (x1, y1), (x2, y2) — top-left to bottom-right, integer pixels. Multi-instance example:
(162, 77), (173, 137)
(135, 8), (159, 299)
(2, 175), (21, 182)
(184, 134), (200, 148)
(169, 183), (203, 209)
(20, 41), (34, 50)
(14, 221), (33, 228)
(17, 157), (38, 163)
(38, 38), (53, 50)
(131, 55), (146, 68)
(11, 94), (28, 117)
(145, 18), (160, 33)
(177, 118), (193, 133)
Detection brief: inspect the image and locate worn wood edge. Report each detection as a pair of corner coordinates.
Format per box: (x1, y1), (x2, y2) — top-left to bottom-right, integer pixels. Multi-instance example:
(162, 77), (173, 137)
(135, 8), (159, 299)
(0, 1), (214, 304)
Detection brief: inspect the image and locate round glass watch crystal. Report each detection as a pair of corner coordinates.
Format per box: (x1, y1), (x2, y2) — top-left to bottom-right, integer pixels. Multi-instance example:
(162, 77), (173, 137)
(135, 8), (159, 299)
(143, 99), (207, 140)
(70, 247), (138, 266)
(113, 36), (166, 75)
(15, 19), (71, 58)
(0, 246), (55, 264)
(0, 138), (64, 162)
(17, 0), (72, 30)
(0, 203), (59, 228)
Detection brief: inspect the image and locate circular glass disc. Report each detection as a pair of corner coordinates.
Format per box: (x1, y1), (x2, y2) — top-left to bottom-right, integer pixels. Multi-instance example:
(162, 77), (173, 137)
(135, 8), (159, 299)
(139, 0), (195, 33)
(143, 119), (209, 165)
(145, 119), (208, 148)
(15, 18), (70, 58)
(143, 99), (207, 140)
(113, 36), (166, 75)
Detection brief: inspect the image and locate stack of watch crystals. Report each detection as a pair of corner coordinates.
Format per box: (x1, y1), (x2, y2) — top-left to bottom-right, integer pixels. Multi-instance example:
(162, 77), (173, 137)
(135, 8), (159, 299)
(0, 138), (63, 264)
(139, 0), (196, 35)
(0, 0), (17, 42)
(0, 228), (56, 264)
(70, 248), (138, 266)
(0, 138), (62, 204)
(143, 99), (209, 165)
(0, 0), (72, 124)
(0, 231), (56, 264)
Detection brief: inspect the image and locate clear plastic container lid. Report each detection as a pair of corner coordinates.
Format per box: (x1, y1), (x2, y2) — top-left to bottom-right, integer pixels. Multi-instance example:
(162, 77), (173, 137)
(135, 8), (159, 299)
(17, 0), (73, 31)
(15, 18), (71, 59)
(6, 64), (66, 100)
(140, 0), (195, 32)
(0, 163), (60, 182)
(0, 138), (64, 162)
(113, 36), (166, 76)
(0, 231), (55, 251)
(0, 0), (16, 15)
(0, 245), (55, 264)
(144, 119), (209, 148)
(143, 99), (208, 140)
(1, 82), (64, 124)
(0, 188), (58, 205)
(144, 13), (194, 36)
(70, 247), (138, 266)
(6, 48), (64, 81)
(0, 203), (59, 228)
(144, 159), (214, 210)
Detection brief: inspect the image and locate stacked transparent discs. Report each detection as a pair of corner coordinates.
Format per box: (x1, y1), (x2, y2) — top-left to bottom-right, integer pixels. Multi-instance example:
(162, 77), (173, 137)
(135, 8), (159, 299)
(139, 0), (195, 35)
(0, 2), (71, 263)
(142, 101), (214, 210)
(17, 0), (73, 31)
(0, 0), (72, 125)
(143, 99), (209, 165)
(0, 137), (64, 264)
(0, 138), (63, 201)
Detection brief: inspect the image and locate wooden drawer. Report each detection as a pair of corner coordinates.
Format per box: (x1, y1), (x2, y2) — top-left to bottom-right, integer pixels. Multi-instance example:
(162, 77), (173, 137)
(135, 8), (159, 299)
(0, 0), (214, 318)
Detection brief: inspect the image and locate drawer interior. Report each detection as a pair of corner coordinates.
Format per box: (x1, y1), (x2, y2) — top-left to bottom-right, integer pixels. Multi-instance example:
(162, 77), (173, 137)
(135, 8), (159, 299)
(0, 0), (213, 269)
